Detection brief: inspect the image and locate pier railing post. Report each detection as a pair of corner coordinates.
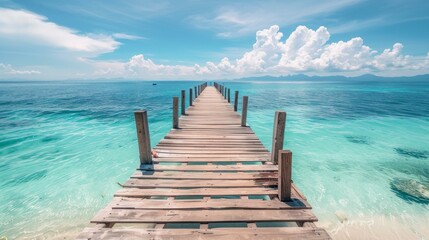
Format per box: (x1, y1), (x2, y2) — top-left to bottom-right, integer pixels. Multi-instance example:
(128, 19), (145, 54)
(271, 111), (286, 164)
(228, 88), (231, 103)
(195, 86), (198, 98)
(173, 97), (179, 129)
(181, 90), (186, 115)
(189, 88), (193, 106)
(234, 91), (239, 112)
(134, 110), (152, 164)
(224, 87), (227, 99)
(278, 150), (292, 202)
(241, 96), (248, 127)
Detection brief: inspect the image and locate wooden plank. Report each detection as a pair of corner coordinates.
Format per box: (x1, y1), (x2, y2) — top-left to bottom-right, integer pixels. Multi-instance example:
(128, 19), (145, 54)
(131, 171), (278, 180)
(113, 198), (309, 210)
(78, 227), (331, 240)
(155, 144), (267, 149)
(91, 209), (317, 223)
(153, 149), (269, 154)
(123, 179), (277, 188)
(164, 135), (259, 140)
(153, 158), (268, 163)
(115, 187), (278, 197)
(138, 164), (277, 172)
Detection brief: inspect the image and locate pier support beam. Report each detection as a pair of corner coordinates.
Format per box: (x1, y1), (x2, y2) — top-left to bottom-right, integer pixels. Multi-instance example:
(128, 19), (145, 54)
(189, 88), (193, 106)
(241, 96), (248, 127)
(173, 97), (179, 129)
(134, 110), (152, 164)
(271, 111), (286, 164)
(181, 90), (186, 115)
(234, 91), (239, 112)
(278, 150), (292, 202)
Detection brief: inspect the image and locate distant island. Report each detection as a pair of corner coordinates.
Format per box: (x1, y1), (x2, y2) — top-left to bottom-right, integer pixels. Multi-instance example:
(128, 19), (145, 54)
(231, 73), (429, 82)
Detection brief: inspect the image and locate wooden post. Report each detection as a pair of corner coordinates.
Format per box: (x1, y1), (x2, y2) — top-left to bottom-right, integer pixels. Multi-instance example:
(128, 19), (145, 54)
(189, 88), (193, 106)
(228, 88), (231, 103)
(194, 86), (197, 98)
(134, 110), (152, 164)
(241, 96), (248, 127)
(234, 91), (239, 111)
(224, 87), (227, 99)
(271, 111), (286, 164)
(278, 150), (292, 202)
(173, 97), (179, 129)
(181, 90), (186, 115)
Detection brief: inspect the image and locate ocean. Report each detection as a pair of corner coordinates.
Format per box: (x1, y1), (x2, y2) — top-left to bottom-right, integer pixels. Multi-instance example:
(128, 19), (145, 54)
(0, 80), (428, 239)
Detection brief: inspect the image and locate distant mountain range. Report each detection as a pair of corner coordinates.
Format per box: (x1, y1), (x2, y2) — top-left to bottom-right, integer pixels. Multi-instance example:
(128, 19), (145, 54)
(232, 73), (429, 82)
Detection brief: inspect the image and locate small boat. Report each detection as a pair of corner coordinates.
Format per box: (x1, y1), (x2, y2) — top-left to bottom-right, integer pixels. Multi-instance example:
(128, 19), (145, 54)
(152, 83), (157, 85)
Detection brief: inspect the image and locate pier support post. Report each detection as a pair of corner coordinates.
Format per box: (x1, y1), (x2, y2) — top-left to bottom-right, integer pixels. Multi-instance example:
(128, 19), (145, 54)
(241, 96), (248, 127)
(195, 86), (198, 98)
(228, 88), (231, 103)
(234, 91), (239, 112)
(189, 88), (193, 106)
(224, 87), (227, 99)
(181, 90), (186, 115)
(278, 150), (292, 202)
(173, 97), (179, 129)
(134, 110), (152, 164)
(271, 111), (286, 164)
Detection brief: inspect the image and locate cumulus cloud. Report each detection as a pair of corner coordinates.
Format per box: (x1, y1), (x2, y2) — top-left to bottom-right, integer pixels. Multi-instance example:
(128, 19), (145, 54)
(91, 25), (429, 79)
(0, 8), (119, 54)
(0, 63), (41, 75)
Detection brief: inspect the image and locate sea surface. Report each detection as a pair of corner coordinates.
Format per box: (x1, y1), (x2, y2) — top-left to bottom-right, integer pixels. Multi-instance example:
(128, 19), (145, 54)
(0, 80), (428, 239)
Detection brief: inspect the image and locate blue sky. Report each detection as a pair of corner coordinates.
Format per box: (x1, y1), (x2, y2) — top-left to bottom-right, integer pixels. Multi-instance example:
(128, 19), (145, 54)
(0, 0), (428, 80)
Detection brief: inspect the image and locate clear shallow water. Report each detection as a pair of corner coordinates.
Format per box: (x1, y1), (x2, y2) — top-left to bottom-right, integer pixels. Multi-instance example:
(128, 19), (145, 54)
(1, 80), (429, 239)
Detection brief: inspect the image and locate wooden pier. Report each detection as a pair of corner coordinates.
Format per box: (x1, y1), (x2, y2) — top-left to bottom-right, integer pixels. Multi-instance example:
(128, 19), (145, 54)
(77, 83), (330, 239)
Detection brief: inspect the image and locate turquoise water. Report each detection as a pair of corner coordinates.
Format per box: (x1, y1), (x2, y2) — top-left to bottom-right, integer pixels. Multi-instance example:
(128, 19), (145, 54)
(1, 80), (428, 239)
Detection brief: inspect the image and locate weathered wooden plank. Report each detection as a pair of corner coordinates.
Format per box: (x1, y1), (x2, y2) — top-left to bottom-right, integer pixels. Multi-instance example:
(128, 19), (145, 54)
(91, 209), (317, 223)
(78, 227), (331, 240)
(123, 179), (277, 188)
(138, 164), (276, 172)
(155, 144), (267, 149)
(152, 157), (268, 162)
(131, 171), (278, 180)
(153, 149), (270, 154)
(165, 135), (260, 140)
(113, 198), (309, 210)
(115, 187), (278, 197)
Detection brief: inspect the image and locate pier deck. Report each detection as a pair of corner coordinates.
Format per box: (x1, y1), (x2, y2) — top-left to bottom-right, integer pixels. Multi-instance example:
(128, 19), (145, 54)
(77, 85), (330, 239)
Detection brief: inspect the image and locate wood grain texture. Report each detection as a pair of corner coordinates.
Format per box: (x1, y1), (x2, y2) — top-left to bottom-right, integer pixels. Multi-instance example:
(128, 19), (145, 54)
(77, 227), (331, 240)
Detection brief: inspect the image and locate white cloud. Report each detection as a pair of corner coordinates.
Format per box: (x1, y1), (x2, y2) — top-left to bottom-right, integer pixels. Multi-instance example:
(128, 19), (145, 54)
(0, 8), (119, 54)
(113, 33), (145, 40)
(0, 63), (41, 75)
(90, 25), (429, 79)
